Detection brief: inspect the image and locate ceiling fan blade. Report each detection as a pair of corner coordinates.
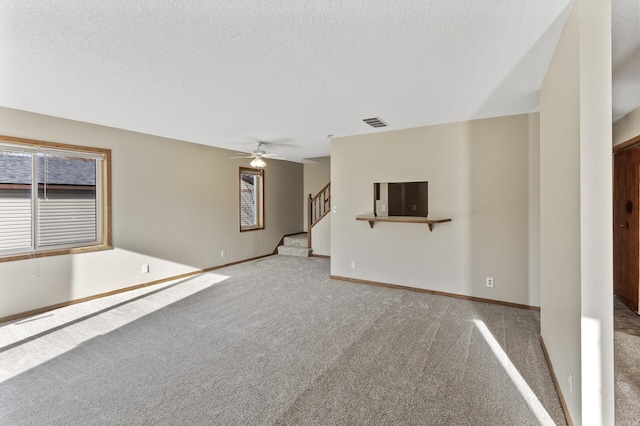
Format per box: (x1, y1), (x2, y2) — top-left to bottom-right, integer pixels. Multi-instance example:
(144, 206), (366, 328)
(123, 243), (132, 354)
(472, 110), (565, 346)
(267, 156), (318, 164)
(230, 155), (253, 159)
(260, 139), (294, 147)
(239, 138), (294, 147)
(262, 153), (281, 158)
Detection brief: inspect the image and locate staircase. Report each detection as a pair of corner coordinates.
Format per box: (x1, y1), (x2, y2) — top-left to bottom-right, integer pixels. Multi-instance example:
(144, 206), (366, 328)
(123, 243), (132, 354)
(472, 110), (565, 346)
(308, 182), (330, 230)
(276, 182), (331, 258)
(277, 233), (312, 257)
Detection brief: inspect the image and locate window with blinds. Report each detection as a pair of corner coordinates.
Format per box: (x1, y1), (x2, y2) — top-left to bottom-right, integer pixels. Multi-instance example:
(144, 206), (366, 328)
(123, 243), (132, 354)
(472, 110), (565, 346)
(0, 138), (110, 259)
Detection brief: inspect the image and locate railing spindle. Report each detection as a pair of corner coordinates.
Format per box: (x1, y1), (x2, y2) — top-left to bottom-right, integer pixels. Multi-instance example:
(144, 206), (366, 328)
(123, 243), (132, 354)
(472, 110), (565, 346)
(308, 182), (331, 230)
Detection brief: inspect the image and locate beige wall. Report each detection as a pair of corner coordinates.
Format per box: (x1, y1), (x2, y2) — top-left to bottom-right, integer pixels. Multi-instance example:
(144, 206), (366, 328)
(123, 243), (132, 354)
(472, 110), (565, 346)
(540, 0), (614, 423)
(613, 104), (640, 146)
(0, 107), (303, 319)
(331, 113), (539, 307)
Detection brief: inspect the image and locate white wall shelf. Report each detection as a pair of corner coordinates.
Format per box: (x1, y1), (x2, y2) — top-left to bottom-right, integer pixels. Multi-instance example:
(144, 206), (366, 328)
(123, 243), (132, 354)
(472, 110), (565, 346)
(356, 214), (452, 232)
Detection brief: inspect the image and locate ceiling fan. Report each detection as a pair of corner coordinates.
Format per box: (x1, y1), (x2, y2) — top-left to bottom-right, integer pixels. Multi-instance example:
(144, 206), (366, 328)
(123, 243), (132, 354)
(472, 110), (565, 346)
(231, 141), (283, 168)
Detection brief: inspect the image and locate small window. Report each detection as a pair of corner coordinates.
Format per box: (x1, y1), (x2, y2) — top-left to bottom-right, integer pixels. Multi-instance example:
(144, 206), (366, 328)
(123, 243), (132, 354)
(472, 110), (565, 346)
(239, 167), (264, 232)
(0, 136), (111, 261)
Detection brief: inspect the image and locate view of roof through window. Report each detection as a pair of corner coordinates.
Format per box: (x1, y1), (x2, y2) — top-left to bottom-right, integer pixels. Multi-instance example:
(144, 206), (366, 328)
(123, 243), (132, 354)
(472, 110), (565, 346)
(0, 152), (95, 186)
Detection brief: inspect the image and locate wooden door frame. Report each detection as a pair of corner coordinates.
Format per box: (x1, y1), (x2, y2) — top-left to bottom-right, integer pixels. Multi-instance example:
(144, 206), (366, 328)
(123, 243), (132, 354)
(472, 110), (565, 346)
(614, 134), (640, 153)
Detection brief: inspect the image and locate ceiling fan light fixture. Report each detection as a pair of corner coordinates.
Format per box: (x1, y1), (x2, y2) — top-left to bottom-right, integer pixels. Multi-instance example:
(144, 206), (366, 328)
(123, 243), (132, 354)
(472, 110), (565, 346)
(250, 156), (267, 168)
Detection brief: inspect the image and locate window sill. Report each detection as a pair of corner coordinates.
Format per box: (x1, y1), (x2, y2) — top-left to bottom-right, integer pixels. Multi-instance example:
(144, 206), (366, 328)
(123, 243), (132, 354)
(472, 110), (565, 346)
(0, 244), (113, 263)
(240, 226), (264, 233)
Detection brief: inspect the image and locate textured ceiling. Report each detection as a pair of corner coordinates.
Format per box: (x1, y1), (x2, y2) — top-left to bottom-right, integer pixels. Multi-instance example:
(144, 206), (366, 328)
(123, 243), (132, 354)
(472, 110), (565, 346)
(613, 0), (640, 121)
(0, 1), (635, 160)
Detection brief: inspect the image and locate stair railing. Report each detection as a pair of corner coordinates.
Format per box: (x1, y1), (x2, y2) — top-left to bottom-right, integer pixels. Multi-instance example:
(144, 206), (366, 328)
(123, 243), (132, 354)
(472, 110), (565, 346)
(307, 182), (331, 248)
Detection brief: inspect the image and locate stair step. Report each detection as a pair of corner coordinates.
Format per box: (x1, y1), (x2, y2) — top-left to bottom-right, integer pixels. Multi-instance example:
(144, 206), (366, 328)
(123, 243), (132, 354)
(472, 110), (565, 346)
(283, 233), (308, 247)
(277, 245), (312, 257)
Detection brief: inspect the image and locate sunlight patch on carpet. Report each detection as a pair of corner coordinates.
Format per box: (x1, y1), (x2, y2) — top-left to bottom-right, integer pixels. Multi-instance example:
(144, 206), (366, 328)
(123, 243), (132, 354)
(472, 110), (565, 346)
(0, 272), (229, 383)
(473, 318), (555, 425)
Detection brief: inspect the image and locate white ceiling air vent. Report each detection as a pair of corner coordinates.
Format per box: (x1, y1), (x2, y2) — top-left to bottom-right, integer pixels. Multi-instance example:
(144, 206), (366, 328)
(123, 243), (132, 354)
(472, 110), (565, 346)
(362, 117), (388, 128)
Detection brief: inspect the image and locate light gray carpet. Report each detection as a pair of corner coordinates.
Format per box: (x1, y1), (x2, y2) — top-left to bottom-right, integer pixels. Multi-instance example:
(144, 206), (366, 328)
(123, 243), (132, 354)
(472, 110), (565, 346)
(614, 296), (640, 426)
(0, 255), (565, 425)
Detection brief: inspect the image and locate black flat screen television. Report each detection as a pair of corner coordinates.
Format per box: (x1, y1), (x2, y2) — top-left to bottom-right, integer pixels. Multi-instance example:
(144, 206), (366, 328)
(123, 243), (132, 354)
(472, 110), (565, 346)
(374, 181), (428, 217)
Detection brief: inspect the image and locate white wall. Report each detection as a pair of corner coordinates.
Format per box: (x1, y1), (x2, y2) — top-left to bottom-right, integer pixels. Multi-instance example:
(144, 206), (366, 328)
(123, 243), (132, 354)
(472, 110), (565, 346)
(539, 0), (613, 423)
(310, 214), (330, 256)
(0, 107), (303, 319)
(331, 113), (540, 307)
(613, 104), (640, 146)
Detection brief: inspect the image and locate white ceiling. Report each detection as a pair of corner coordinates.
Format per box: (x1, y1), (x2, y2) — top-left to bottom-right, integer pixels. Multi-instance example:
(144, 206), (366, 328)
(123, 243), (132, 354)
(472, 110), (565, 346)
(0, 1), (637, 160)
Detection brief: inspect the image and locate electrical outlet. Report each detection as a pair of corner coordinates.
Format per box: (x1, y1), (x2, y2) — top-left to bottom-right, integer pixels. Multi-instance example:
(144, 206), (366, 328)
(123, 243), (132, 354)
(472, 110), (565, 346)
(568, 369), (573, 394)
(381, 205), (386, 212)
(333, 206), (338, 213)
(221, 250), (225, 258)
(486, 277), (494, 288)
(142, 264), (150, 274)
(351, 260), (356, 269)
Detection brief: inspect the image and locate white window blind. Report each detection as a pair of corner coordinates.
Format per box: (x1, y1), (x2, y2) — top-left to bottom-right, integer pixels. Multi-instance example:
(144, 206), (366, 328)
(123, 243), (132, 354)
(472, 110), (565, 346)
(0, 189), (32, 251)
(240, 175), (257, 227)
(37, 192), (97, 247)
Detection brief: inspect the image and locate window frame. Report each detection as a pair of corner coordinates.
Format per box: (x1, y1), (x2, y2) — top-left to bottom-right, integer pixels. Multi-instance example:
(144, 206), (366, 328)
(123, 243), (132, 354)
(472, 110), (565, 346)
(0, 135), (112, 262)
(239, 167), (264, 232)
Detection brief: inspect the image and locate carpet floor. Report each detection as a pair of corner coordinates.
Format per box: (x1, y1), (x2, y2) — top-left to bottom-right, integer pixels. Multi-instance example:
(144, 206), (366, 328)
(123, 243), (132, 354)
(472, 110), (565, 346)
(1, 255), (566, 425)
(614, 296), (640, 426)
